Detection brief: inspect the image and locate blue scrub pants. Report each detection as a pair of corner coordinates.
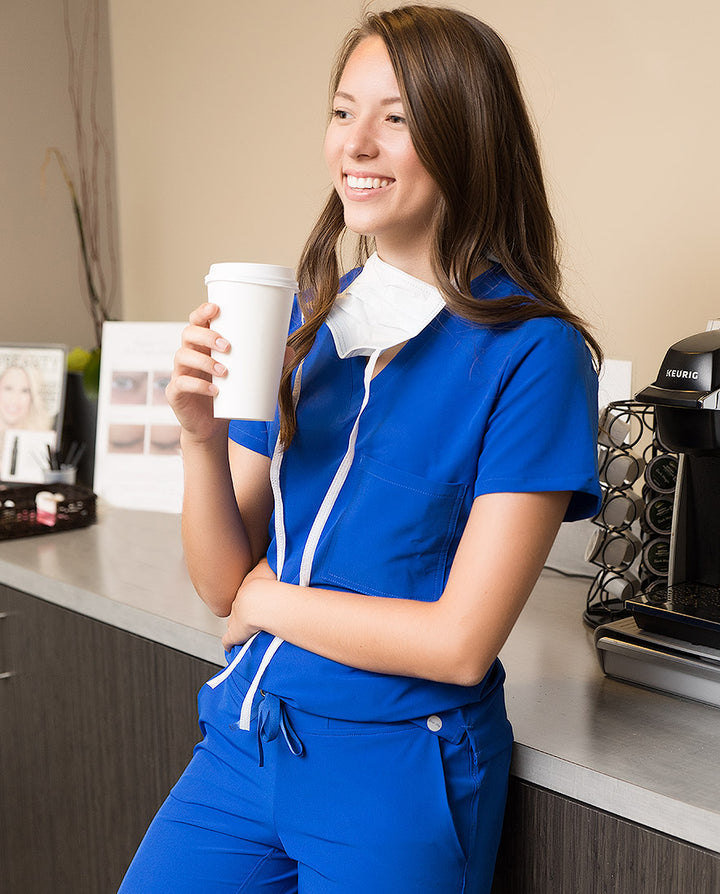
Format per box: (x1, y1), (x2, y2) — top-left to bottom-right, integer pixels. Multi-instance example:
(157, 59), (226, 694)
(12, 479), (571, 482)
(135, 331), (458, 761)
(118, 671), (512, 893)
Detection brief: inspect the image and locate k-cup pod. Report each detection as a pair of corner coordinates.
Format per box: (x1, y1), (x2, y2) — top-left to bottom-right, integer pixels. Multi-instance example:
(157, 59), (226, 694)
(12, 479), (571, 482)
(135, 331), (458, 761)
(598, 408), (632, 449)
(599, 448), (645, 488)
(642, 576), (669, 600)
(598, 491), (645, 530)
(595, 569), (640, 601)
(585, 528), (641, 572)
(644, 494), (675, 535)
(205, 263), (297, 420)
(642, 536), (671, 577)
(644, 453), (678, 494)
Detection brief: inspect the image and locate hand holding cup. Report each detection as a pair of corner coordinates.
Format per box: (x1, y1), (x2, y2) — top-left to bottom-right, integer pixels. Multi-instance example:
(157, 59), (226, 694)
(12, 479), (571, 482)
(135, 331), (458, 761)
(165, 302), (231, 443)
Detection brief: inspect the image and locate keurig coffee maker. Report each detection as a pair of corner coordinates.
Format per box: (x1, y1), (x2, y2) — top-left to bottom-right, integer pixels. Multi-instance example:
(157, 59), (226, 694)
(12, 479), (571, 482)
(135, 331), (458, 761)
(594, 330), (720, 708)
(628, 330), (720, 648)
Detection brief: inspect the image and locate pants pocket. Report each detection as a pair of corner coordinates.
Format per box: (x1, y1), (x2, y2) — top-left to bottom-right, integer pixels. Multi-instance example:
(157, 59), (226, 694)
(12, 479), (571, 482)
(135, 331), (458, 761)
(421, 708), (513, 890)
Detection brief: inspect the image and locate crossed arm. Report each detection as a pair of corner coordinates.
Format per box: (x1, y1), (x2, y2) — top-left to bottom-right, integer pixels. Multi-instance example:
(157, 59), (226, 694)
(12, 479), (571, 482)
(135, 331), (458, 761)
(212, 443), (570, 688)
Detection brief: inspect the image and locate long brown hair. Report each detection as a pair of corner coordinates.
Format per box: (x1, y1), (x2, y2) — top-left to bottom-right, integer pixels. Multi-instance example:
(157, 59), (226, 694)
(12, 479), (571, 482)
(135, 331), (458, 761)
(278, 5), (602, 446)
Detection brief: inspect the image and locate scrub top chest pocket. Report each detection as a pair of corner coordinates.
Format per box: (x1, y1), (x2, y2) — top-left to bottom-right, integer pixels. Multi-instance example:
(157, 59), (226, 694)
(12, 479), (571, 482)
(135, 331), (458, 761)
(319, 454), (468, 601)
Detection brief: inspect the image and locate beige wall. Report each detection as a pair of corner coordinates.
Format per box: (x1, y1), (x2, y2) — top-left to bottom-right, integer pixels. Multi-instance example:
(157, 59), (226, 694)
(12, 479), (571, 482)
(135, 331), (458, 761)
(108, 0), (720, 393)
(2, 0), (120, 350)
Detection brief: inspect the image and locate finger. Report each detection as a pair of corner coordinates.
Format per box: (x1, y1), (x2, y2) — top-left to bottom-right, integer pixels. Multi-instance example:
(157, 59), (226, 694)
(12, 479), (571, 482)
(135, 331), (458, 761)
(181, 323), (230, 356)
(167, 373), (219, 400)
(173, 345), (227, 380)
(252, 558), (276, 581)
(188, 302), (220, 327)
(221, 626), (241, 652)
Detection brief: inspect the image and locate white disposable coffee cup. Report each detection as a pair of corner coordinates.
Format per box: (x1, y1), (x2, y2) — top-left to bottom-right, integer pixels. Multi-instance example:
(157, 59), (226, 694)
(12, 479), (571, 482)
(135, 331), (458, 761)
(205, 263), (297, 420)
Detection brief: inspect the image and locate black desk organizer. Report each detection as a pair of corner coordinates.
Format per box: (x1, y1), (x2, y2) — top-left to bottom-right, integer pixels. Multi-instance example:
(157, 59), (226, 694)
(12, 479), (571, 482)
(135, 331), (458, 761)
(0, 482), (96, 540)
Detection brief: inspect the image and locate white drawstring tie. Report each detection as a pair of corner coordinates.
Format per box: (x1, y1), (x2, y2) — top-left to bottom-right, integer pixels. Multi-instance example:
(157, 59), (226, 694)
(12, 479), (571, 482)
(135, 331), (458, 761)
(215, 349), (381, 731)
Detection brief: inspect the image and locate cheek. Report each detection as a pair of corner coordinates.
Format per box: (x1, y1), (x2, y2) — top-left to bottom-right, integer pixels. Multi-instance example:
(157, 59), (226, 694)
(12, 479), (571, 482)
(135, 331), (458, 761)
(400, 146), (438, 201)
(409, 169), (440, 212)
(323, 130), (341, 177)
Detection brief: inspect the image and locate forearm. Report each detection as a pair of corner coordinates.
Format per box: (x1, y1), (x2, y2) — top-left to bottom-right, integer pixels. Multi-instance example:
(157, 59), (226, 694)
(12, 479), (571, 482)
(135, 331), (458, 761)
(232, 492), (569, 684)
(243, 580), (488, 686)
(181, 429), (255, 616)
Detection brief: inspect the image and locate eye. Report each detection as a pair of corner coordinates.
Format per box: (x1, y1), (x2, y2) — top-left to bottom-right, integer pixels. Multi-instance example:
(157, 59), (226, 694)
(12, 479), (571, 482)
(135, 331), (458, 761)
(331, 108), (351, 120)
(110, 371), (149, 405)
(113, 374), (141, 392)
(153, 374), (171, 391)
(387, 114), (406, 125)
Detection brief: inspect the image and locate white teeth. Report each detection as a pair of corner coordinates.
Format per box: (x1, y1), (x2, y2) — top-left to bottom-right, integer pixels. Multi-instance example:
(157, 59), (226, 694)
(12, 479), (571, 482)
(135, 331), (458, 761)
(346, 175), (390, 189)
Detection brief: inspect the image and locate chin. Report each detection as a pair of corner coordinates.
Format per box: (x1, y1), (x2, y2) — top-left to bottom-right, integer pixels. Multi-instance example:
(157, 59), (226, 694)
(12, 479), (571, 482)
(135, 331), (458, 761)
(343, 220), (372, 239)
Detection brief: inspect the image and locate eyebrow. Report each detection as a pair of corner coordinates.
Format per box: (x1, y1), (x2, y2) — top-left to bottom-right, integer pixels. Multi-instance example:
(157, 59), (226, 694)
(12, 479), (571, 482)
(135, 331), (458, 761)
(333, 90), (403, 106)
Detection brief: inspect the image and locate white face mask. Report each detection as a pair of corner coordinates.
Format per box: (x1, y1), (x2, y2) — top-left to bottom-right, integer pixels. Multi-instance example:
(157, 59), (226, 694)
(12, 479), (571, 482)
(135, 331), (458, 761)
(326, 252), (446, 359)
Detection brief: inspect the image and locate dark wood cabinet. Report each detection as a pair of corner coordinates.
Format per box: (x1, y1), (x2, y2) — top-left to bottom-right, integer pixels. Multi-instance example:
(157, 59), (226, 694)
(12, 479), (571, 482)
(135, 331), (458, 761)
(0, 585), (218, 892)
(2, 583), (719, 893)
(492, 778), (720, 894)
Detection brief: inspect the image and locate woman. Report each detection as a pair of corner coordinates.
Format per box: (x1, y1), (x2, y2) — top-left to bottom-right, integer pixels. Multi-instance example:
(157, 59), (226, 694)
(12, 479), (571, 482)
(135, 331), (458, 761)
(0, 365), (49, 432)
(0, 364), (52, 474)
(119, 6), (601, 892)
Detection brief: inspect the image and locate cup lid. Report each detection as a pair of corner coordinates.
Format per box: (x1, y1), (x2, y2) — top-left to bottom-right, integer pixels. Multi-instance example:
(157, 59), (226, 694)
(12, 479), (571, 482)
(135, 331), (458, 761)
(205, 262), (297, 291)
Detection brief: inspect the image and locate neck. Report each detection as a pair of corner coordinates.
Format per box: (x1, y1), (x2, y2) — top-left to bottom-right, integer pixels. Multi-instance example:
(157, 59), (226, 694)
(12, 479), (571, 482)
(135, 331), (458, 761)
(374, 239), (436, 286)
(373, 242), (492, 288)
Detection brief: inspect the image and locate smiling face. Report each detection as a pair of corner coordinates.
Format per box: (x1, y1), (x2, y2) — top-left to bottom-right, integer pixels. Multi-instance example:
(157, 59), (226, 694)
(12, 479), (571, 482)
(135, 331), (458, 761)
(323, 36), (440, 279)
(0, 367), (33, 427)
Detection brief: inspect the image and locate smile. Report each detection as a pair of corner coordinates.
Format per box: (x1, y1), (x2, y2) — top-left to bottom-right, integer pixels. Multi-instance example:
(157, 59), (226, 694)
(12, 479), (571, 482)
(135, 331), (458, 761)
(345, 174), (392, 190)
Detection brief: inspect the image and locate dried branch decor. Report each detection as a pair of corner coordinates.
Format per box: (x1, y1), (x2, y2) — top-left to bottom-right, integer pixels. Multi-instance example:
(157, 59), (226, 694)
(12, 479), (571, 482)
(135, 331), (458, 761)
(41, 0), (118, 353)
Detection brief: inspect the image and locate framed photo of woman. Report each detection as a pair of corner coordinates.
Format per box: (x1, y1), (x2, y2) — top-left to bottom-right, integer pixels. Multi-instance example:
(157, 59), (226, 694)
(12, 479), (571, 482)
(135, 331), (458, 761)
(0, 344), (67, 483)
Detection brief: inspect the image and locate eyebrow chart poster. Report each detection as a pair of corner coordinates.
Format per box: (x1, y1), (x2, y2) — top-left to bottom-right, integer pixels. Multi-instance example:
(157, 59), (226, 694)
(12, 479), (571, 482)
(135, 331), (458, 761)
(93, 322), (185, 512)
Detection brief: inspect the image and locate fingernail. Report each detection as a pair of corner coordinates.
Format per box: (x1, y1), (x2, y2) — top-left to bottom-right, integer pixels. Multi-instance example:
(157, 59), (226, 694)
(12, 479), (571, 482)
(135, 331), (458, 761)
(215, 337), (229, 350)
(213, 362), (226, 375)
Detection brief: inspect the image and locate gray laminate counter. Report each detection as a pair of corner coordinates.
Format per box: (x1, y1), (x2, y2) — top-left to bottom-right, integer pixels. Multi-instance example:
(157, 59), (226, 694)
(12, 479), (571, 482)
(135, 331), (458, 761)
(0, 502), (718, 854)
(0, 502), (227, 666)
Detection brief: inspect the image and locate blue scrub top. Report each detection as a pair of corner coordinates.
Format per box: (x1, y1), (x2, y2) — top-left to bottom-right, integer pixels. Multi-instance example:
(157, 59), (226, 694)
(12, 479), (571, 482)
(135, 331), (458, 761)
(228, 263), (601, 727)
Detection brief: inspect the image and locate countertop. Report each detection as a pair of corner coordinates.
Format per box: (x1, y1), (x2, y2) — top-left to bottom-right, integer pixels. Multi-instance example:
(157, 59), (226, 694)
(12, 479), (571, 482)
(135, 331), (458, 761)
(0, 503), (718, 853)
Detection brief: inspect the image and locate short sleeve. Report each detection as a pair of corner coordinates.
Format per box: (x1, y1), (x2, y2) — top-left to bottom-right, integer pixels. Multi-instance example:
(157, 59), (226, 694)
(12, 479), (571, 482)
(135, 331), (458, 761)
(474, 319), (601, 522)
(228, 419), (270, 456)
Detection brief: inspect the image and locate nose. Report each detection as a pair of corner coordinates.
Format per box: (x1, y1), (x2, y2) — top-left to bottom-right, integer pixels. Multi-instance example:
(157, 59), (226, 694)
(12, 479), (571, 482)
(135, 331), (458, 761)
(345, 116), (379, 159)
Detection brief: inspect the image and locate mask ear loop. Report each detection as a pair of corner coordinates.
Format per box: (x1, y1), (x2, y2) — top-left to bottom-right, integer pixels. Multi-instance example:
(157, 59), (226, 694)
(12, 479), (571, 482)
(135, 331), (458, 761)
(236, 349), (381, 730)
